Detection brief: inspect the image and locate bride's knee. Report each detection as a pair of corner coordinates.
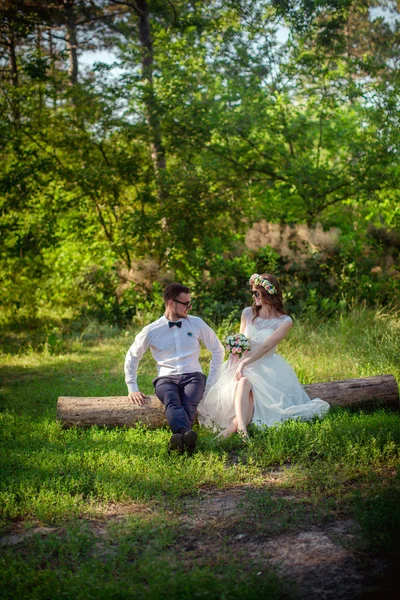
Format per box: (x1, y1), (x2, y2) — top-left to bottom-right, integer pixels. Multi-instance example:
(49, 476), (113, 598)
(238, 377), (252, 391)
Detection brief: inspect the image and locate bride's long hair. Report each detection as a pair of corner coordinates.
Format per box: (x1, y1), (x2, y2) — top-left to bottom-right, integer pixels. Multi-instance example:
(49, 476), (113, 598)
(250, 273), (288, 321)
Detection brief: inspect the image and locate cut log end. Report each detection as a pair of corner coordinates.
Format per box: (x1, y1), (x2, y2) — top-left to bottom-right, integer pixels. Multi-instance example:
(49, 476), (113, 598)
(57, 375), (399, 429)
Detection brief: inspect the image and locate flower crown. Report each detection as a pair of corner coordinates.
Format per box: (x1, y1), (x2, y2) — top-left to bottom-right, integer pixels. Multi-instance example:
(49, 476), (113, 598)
(250, 273), (277, 295)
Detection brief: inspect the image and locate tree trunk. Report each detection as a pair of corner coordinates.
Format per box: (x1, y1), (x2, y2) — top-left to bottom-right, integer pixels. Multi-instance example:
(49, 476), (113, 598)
(64, 0), (78, 85)
(57, 395), (167, 428)
(48, 27), (57, 109)
(136, 0), (166, 198)
(57, 375), (399, 429)
(303, 374), (398, 408)
(8, 32), (20, 126)
(36, 26), (43, 125)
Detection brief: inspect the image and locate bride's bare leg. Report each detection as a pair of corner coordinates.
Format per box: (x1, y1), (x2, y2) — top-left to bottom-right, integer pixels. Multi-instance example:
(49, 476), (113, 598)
(247, 390), (254, 424)
(217, 386), (254, 440)
(234, 377), (253, 436)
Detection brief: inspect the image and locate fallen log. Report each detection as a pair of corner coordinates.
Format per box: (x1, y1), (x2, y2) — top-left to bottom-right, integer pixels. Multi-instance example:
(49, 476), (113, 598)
(303, 374), (398, 408)
(57, 395), (167, 429)
(57, 374), (399, 429)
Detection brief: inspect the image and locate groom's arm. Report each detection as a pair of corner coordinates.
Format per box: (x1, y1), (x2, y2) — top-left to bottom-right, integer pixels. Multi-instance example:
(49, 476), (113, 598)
(124, 326), (150, 405)
(198, 321), (224, 393)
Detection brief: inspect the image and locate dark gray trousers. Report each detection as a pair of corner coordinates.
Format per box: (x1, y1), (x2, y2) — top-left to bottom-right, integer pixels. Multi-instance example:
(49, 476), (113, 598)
(153, 372), (206, 434)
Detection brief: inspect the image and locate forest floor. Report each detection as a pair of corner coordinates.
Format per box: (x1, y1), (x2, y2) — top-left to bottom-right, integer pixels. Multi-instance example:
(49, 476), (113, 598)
(1, 473), (397, 599)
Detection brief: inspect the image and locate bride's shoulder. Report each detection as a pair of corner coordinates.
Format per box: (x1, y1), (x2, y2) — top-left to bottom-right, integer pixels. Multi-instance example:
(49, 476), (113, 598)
(278, 314), (292, 324)
(242, 306), (253, 319)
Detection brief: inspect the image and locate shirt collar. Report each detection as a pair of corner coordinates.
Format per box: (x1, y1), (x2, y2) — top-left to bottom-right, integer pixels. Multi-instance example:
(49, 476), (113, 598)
(162, 314), (189, 326)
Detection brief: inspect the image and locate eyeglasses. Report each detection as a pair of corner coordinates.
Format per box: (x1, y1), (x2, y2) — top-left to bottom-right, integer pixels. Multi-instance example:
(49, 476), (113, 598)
(173, 299), (192, 308)
(251, 290), (260, 298)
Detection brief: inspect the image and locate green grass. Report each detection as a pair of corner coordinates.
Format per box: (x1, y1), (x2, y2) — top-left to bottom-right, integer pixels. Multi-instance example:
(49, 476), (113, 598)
(1, 306), (400, 598)
(0, 513), (282, 600)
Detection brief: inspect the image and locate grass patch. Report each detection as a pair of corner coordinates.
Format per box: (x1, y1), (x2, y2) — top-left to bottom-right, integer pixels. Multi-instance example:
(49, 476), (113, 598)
(0, 513), (282, 600)
(1, 307), (400, 597)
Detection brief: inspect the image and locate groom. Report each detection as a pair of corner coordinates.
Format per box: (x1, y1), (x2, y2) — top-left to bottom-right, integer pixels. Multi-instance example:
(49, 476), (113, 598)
(124, 282), (224, 452)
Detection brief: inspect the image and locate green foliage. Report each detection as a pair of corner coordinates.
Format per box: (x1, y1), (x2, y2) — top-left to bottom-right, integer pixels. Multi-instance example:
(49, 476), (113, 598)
(247, 410), (400, 468)
(0, 0), (399, 325)
(353, 476), (400, 557)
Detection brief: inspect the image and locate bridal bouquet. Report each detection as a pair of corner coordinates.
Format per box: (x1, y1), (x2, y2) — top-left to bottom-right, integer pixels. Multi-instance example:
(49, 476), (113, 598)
(224, 333), (251, 358)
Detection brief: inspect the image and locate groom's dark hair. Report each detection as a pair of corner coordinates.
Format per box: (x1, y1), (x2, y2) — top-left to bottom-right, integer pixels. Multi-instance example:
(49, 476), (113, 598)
(163, 282), (190, 304)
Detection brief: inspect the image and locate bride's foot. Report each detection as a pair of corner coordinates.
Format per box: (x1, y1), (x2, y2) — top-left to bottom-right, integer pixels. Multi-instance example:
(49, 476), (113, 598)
(215, 420), (239, 440)
(237, 428), (249, 442)
(215, 428), (233, 439)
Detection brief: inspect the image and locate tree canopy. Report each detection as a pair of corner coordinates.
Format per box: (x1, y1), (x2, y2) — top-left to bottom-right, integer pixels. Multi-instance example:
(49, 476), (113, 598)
(1, 0), (399, 325)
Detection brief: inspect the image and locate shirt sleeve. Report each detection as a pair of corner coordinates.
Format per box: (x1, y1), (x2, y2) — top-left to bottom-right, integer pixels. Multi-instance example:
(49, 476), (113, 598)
(124, 327), (151, 393)
(198, 320), (225, 392)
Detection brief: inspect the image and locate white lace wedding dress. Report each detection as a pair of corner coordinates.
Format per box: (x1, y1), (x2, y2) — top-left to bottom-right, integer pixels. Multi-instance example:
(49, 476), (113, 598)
(198, 307), (329, 430)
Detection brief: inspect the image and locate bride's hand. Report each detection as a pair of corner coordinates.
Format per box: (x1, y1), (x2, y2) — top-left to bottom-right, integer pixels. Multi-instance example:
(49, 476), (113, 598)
(235, 364), (244, 380)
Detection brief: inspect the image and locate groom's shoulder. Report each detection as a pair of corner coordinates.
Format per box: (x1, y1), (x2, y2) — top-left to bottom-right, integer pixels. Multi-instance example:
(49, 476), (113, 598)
(188, 314), (203, 325)
(139, 316), (165, 334)
(187, 315), (209, 328)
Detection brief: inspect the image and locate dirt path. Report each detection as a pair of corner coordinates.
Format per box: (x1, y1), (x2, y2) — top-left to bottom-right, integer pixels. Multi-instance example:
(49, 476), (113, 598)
(179, 489), (370, 599)
(0, 485), (395, 599)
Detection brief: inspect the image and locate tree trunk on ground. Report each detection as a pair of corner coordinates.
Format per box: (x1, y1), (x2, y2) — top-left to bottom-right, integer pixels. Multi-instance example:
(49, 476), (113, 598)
(57, 394), (167, 428)
(303, 374), (398, 408)
(57, 374), (399, 429)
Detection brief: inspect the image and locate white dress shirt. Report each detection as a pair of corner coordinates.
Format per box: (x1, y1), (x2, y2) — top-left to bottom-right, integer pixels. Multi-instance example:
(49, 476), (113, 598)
(124, 315), (225, 394)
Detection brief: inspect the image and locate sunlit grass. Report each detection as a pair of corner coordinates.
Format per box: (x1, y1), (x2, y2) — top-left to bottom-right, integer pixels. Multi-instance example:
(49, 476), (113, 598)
(0, 307), (399, 598)
(281, 306), (400, 383)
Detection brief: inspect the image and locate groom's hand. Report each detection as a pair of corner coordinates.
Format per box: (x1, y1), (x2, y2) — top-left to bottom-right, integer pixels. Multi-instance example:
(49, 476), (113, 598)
(129, 391), (147, 406)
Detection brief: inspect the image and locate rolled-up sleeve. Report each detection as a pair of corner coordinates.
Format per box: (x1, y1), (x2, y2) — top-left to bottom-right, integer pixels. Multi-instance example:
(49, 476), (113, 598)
(124, 327), (150, 393)
(199, 322), (224, 391)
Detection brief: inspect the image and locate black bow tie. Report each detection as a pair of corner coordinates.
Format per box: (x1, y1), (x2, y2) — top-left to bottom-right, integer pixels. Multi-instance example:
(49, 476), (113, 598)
(169, 321), (182, 328)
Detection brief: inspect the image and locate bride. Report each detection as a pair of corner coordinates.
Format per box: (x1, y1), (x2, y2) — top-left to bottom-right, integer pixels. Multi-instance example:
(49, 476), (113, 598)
(198, 273), (330, 438)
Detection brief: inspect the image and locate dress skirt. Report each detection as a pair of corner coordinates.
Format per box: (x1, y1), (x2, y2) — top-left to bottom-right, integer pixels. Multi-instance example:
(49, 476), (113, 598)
(198, 351), (329, 430)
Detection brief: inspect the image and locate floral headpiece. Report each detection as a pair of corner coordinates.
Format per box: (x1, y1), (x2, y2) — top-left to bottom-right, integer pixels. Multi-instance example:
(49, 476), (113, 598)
(250, 273), (277, 295)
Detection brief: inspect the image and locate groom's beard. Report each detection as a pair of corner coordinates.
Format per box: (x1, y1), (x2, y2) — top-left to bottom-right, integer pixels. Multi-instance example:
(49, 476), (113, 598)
(171, 309), (188, 320)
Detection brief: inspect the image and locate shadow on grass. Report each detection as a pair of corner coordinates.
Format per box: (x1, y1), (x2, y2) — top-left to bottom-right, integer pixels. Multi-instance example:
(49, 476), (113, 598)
(0, 513), (283, 600)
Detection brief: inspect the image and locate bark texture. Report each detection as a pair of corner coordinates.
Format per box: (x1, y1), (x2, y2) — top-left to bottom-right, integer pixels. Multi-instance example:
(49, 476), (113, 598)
(303, 374), (398, 408)
(64, 0), (78, 85)
(57, 395), (167, 428)
(57, 375), (399, 429)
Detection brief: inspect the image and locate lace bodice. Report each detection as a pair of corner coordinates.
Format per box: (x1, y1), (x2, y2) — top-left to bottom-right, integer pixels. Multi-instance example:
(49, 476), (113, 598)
(243, 307), (292, 347)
